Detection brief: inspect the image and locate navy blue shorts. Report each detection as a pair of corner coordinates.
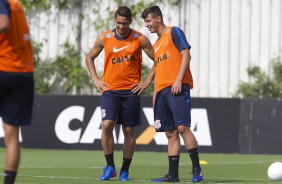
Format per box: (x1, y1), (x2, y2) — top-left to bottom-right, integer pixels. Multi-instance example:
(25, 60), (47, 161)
(0, 71), (34, 126)
(154, 84), (191, 132)
(101, 90), (141, 127)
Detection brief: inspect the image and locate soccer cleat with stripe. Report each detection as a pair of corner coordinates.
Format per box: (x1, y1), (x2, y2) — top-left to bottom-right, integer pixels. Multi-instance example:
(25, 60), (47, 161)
(192, 168), (203, 183)
(119, 170), (129, 181)
(100, 166), (116, 180)
(151, 174), (180, 182)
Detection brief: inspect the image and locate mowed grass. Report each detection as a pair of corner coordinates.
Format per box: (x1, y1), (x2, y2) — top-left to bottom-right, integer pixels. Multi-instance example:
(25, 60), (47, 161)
(0, 148), (281, 184)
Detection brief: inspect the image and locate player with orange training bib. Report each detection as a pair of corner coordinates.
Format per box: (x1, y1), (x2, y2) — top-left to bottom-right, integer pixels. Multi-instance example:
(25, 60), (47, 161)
(86, 6), (155, 181)
(0, 0), (34, 184)
(141, 5), (203, 183)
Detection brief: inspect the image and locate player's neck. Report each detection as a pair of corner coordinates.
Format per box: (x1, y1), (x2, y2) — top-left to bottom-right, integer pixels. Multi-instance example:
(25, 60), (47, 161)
(157, 24), (167, 38)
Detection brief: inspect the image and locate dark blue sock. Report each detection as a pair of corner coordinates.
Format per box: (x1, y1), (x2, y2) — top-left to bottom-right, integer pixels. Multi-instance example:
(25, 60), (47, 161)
(4, 170), (17, 184)
(168, 155), (179, 178)
(188, 148), (201, 171)
(120, 157), (132, 173)
(105, 152), (115, 167)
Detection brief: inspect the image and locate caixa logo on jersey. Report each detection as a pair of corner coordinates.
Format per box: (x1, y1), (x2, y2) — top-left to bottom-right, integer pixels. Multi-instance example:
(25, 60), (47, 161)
(54, 106), (212, 146)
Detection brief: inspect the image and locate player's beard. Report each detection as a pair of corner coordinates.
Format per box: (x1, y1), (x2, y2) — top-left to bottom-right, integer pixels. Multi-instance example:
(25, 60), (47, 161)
(117, 28), (130, 37)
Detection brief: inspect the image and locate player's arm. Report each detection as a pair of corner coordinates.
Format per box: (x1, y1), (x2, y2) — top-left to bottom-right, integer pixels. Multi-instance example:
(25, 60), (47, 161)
(85, 34), (109, 92)
(0, 2), (10, 34)
(141, 35), (154, 61)
(171, 27), (191, 95)
(131, 35), (155, 95)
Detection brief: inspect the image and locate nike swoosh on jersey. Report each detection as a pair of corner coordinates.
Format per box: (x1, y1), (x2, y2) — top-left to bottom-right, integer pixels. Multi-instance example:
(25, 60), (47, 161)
(154, 41), (163, 53)
(113, 45), (130, 52)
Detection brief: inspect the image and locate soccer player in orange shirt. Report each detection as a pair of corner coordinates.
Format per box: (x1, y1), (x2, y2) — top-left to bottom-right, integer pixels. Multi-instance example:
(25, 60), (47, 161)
(86, 6), (155, 181)
(141, 6), (203, 183)
(0, 0), (34, 183)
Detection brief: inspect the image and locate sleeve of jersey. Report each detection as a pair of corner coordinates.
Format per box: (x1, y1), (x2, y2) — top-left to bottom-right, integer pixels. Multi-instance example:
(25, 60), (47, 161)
(0, 0), (10, 17)
(171, 26), (191, 52)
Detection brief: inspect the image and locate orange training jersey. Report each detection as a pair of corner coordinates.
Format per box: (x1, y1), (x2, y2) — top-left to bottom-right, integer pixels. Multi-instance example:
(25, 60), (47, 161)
(102, 29), (142, 91)
(153, 27), (193, 93)
(0, 0), (34, 72)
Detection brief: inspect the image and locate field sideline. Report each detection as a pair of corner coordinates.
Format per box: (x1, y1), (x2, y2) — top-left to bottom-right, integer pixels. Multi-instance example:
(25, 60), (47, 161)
(0, 148), (281, 184)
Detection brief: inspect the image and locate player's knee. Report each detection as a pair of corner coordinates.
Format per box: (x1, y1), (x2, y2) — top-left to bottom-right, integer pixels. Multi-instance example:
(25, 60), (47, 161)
(177, 125), (191, 135)
(165, 130), (179, 140)
(123, 131), (135, 140)
(3, 124), (19, 138)
(102, 121), (115, 131)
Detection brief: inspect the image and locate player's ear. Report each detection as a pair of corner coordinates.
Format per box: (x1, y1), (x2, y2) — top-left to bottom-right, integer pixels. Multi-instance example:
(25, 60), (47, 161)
(157, 16), (162, 23)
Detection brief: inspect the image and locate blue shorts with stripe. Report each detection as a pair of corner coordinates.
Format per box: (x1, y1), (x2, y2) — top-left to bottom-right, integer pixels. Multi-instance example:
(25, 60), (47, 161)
(101, 90), (141, 127)
(154, 84), (191, 132)
(0, 71), (34, 126)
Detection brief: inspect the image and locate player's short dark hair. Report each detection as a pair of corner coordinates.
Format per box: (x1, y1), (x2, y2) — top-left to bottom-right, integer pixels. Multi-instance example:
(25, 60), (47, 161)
(141, 5), (163, 20)
(115, 6), (132, 20)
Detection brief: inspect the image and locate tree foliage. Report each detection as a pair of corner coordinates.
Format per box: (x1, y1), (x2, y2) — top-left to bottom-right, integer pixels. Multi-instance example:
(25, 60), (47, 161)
(234, 57), (282, 99)
(21, 0), (82, 11)
(141, 64), (154, 96)
(50, 42), (93, 94)
(33, 41), (52, 94)
(21, 0), (51, 11)
(33, 41), (92, 95)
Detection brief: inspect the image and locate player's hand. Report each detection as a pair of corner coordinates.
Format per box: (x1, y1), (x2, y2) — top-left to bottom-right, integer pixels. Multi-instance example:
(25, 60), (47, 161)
(171, 80), (182, 96)
(131, 81), (150, 95)
(92, 78), (109, 92)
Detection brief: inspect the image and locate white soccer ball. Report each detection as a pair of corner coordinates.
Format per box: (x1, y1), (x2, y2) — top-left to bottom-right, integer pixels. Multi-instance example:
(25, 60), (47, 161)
(267, 162), (282, 181)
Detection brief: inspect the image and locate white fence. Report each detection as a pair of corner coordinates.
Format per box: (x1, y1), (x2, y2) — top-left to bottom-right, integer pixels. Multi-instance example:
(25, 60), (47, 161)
(27, 0), (282, 97)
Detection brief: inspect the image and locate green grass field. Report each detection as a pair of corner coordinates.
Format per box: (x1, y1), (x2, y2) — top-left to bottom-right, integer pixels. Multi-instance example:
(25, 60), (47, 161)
(0, 148), (281, 184)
